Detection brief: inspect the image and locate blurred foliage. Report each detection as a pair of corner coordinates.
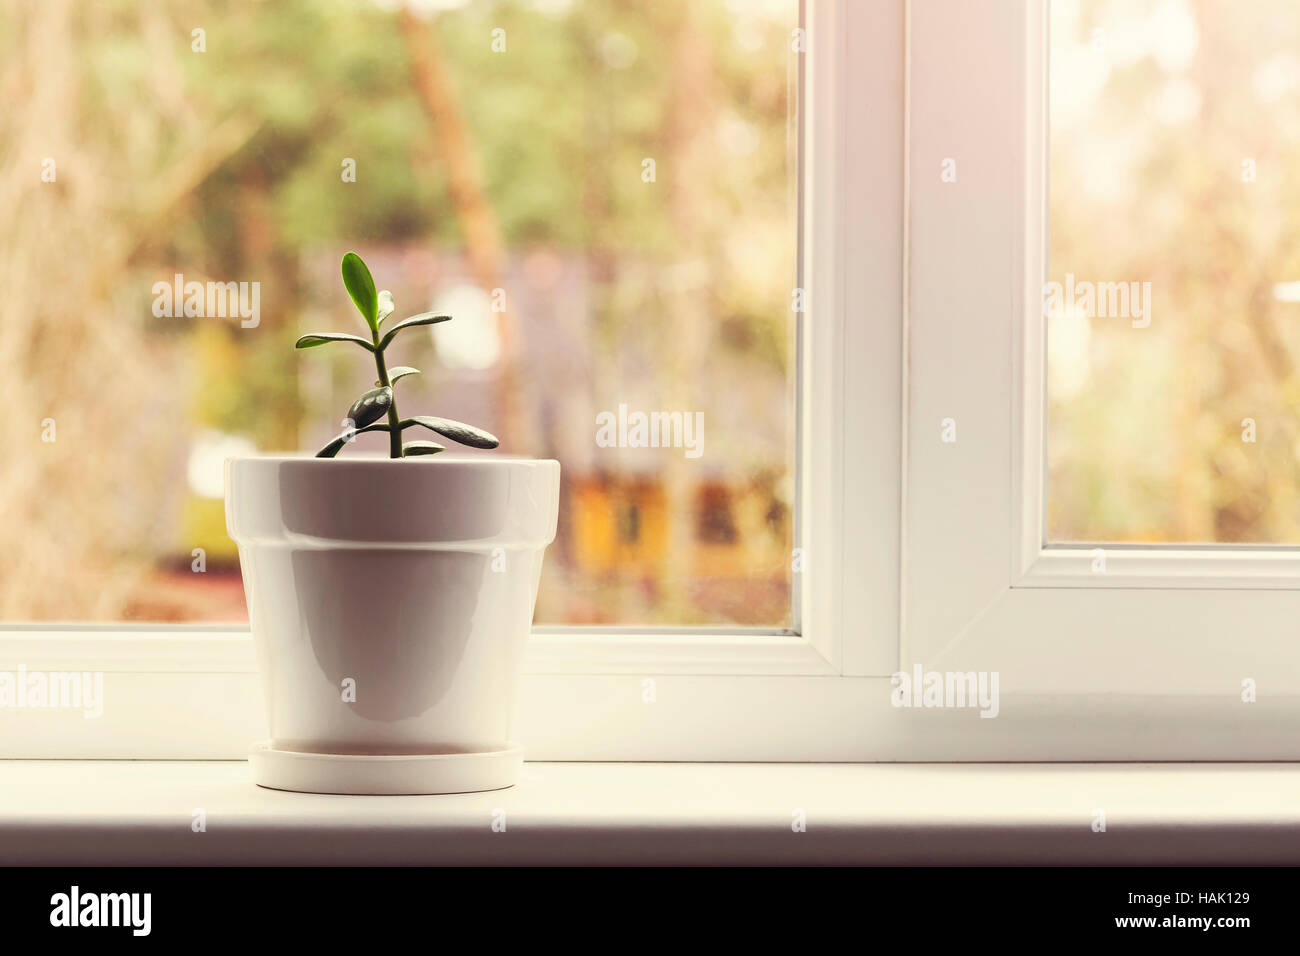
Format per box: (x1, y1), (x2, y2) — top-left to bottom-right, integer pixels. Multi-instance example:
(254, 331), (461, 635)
(0, 0), (797, 624)
(1051, 0), (1300, 543)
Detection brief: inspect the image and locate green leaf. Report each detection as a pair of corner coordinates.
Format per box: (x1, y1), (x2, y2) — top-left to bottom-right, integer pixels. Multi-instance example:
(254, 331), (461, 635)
(378, 312), (451, 351)
(341, 252), (379, 333)
(376, 367), (421, 388)
(402, 440), (446, 457)
(345, 386), (393, 429)
(404, 415), (499, 449)
(295, 332), (375, 351)
(315, 423), (389, 458)
(376, 290), (396, 327)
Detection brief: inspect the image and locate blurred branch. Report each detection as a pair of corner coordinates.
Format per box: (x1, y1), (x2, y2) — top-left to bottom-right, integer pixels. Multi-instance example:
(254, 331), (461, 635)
(396, 5), (524, 450)
(95, 113), (263, 284)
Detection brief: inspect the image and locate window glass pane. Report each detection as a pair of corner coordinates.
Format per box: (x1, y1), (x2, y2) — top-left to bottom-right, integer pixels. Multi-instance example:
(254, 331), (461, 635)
(1049, 0), (1300, 544)
(1, 0), (799, 625)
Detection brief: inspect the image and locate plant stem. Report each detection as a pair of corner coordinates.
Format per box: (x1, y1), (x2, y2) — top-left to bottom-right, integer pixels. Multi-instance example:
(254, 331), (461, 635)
(372, 342), (403, 458)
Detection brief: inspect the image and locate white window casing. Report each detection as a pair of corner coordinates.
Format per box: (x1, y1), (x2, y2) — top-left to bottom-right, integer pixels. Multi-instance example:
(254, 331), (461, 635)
(0, 0), (903, 761)
(4, 1), (1298, 762)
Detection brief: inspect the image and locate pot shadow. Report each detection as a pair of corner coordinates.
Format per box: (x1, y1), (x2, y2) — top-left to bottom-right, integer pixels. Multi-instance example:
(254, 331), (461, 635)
(292, 549), (488, 721)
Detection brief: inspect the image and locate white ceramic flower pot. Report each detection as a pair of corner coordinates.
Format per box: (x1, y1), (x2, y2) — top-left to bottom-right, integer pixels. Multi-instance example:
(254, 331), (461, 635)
(225, 456), (559, 794)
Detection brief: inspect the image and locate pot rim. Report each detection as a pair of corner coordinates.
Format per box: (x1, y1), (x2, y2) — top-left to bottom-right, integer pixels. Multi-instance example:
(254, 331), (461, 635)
(226, 455), (560, 545)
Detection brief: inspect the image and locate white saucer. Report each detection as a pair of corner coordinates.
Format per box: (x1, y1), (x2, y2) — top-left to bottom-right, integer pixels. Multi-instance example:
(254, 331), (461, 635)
(249, 741), (524, 794)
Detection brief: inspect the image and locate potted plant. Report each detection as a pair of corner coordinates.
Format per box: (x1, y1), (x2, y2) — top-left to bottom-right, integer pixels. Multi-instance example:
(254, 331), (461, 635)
(226, 252), (559, 794)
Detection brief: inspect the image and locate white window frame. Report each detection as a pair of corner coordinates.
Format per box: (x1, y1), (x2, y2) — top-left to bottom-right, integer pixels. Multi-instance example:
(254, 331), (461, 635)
(9, 0), (1290, 764)
(903, 0), (1300, 757)
(0, 0), (910, 761)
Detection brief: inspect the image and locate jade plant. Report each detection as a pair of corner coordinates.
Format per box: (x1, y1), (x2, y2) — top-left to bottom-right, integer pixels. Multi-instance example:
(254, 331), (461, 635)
(296, 252), (500, 458)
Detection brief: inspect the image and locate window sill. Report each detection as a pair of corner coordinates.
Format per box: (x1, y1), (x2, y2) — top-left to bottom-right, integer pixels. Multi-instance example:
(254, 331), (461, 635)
(4, 760), (1300, 865)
